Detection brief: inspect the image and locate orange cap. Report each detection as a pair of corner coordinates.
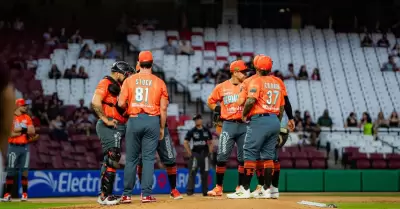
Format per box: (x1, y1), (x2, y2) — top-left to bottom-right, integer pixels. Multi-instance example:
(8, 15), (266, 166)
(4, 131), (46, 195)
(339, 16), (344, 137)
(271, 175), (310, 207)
(138, 51), (153, 62)
(253, 54), (265, 67)
(255, 56), (273, 70)
(230, 60), (248, 72)
(15, 98), (28, 106)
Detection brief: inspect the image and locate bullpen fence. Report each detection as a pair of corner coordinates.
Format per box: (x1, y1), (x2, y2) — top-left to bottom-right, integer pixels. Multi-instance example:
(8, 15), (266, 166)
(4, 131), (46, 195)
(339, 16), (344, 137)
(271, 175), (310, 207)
(2, 169), (399, 197)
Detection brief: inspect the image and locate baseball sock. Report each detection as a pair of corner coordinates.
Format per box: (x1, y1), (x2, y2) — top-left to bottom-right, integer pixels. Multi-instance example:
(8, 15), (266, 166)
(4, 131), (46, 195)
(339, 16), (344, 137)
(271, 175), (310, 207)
(165, 164), (177, 190)
(216, 162), (226, 187)
(5, 176), (13, 194)
(263, 160), (274, 190)
(243, 161), (256, 190)
(21, 176), (28, 193)
(137, 165), (143, 182)
(271, 162), (280, 188)
(256, 160), (264, 186)
(238, 162), (244, 186)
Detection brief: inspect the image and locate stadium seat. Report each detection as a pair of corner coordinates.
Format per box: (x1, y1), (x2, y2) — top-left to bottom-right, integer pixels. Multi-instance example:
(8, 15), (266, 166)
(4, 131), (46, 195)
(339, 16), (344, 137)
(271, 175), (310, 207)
(295, 159), (310, 168)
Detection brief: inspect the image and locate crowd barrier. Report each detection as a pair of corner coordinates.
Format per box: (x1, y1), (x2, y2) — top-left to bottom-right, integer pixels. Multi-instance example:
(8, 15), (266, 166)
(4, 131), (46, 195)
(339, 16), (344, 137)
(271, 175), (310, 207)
(2, 169), (215, 198)
(222, 169), (400, 192)
(2, 169), (399, 197)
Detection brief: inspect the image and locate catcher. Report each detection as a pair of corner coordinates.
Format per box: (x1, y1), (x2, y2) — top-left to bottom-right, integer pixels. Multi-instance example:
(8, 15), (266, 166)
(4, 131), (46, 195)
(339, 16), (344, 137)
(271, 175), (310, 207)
(3, 99), (39, 202)
(206, 60), (248, 196)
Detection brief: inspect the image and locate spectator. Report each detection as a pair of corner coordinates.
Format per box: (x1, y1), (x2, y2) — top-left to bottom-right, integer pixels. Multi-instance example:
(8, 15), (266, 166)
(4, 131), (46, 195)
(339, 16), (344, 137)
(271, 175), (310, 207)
(70, 30), (82, 43)
(77, 66), (89, 79)
(26, 55), (38, 71)
(34, 98), (50, 126)
(273, 70), (284, 80)
(162, 38), (178, 55)
(76, 112), (93, 135)
(192, 67), (204, 83)
(13, 18), (24, 31)
(79, 44), (93, 59)
(103, 44), (118, 59)
(58, 28), (68, 44)
(381, 55), (399, 71)
(284, 63), (297, 80)
(49, 115), (68, 141)
(311, 68), (320, 80)
(303, 110), (312, 122)
(361, 112), (374, 136)
(236, 55), (242, 60)
(48, 94), (62, 119)
(375, 111), (389, 128)
(76, 99), (88, 113)
(48, 64), (61, 79)
(389, 111), (399, 127)
(317, 109), (333, 127)
(345, 112), (358, 128)
(43, 27), (56, 46)
(377, 34), (390, 48)
(64, 64), (78, 79)
(294, 110), (302, 128)
(180, 40), (194, 55)
(94, 50), (104, 59)
(203, 68), (215, 84)
(303, 116), (320, 146)
(361, 33), (373, 47)
(391, 43), (400, 57)
(298, 65), (308, 80)
(215, 64), (230, 84)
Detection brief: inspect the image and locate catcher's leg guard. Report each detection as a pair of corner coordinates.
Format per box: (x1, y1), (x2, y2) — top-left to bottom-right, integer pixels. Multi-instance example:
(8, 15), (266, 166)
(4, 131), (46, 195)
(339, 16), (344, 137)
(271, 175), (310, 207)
(101, 147), (121, 196)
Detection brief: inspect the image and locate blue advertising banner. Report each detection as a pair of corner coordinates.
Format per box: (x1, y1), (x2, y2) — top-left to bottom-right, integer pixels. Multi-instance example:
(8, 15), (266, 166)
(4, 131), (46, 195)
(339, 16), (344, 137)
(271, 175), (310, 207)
(25, 169), (215, 198)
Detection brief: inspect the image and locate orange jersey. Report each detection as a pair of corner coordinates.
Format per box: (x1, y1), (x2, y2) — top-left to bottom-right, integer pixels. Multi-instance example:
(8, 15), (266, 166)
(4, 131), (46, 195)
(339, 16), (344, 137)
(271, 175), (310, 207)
(270, 75), (287, 96)
(94, 78), (127, 123)
(239, 74), (259, 100)
(208, 80), (243, 120)
(247, 76), (285, 116)
(9, 114), (33, 144)
(119, 72), (168, 116)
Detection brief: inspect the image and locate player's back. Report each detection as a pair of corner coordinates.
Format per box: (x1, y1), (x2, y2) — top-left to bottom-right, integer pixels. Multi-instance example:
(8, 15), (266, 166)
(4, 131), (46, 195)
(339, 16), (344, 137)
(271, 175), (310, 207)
(270, 75), (288, 96)
(249, 76), (285, 115)
(123, 72), (168, 116)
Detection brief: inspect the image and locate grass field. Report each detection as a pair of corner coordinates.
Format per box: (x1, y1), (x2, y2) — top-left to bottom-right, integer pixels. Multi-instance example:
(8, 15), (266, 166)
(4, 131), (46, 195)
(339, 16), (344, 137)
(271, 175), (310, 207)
(0, 193), (399, 208)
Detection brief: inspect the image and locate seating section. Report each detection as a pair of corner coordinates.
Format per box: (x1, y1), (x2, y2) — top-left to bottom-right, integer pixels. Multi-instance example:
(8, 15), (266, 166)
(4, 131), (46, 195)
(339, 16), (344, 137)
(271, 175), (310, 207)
(128, 26), (400, 124)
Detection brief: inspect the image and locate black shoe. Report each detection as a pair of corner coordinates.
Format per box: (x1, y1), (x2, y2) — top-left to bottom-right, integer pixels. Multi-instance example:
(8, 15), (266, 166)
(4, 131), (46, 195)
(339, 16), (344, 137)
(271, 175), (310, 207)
(186, 192), (194, 196)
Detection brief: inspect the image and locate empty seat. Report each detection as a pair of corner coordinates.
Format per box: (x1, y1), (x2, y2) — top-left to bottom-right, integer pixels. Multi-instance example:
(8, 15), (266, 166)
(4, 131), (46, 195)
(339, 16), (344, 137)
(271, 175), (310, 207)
(278, 151), (291, 159)
(371, 160), (387, 169)
(291, 152), (308, 159)
(369, 153), (384, 160)
(356, 159), (371, 169)
(279, 159), (293, 168)
(295, 159), (309, 168)
(311, 160), (326, 169)
(388, 160), (400, 169)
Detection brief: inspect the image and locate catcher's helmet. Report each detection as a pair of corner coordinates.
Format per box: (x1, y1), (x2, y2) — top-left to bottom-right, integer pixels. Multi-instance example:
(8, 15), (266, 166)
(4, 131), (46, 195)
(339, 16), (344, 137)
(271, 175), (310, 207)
(111, 61), (136, 76)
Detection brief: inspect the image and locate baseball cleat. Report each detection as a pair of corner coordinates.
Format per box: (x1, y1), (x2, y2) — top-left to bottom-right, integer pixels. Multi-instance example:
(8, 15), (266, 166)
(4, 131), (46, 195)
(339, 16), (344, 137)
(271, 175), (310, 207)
(21, 193), (28, 201)
(226, 186), (251, 199)
(2, 193), (11, 202)
(141, 195), (156, 203)
(207, 185), (223, 196)
(170, 189), (183, 200)
(270, 186), (279, 199)
(120, 195), (132, 204)
(250, 185), (262, 198)
(257, 187), (272, 199)
(97, 196), (120, 205)
(235, 186), (241, 192)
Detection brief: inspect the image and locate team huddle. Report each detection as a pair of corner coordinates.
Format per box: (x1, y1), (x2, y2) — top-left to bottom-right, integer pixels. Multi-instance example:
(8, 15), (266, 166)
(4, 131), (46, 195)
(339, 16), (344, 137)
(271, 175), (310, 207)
(0, 52), (294, 204)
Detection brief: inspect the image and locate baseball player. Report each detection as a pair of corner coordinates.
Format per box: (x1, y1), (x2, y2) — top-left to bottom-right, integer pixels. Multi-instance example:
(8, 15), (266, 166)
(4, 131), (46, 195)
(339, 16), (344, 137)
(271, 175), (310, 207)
(91, 61), (135, 205)
(119, 51), (169, 203)
(206, 60), (248, 196)
(0, 71), (16, 199)
(3, 99), (38, 202)
(228, 56), (285, 199)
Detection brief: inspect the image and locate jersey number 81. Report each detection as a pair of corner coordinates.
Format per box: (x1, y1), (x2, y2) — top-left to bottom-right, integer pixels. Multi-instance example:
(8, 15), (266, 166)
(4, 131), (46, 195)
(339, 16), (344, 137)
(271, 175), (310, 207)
(135, 87), (149, 103)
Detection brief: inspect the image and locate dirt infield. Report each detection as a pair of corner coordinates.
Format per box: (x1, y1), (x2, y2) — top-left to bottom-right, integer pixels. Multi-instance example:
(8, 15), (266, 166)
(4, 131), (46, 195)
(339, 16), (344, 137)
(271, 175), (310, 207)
(31, 193), (400, 209)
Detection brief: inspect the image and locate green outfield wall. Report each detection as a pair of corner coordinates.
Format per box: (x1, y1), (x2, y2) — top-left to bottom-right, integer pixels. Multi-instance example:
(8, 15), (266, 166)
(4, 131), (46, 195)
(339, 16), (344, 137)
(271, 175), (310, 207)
(220, 169), (400, 192)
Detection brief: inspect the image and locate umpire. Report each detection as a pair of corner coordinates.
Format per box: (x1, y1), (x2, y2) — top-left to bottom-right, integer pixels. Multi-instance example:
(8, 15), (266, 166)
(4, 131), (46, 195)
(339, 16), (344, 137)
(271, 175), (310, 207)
(184, 114), (213, 196)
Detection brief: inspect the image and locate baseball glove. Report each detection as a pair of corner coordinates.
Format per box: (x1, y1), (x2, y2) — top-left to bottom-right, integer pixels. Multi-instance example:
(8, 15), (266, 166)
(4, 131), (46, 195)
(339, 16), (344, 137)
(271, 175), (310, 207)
(28, 134), (39, 143)
(276, 127), (289, 148)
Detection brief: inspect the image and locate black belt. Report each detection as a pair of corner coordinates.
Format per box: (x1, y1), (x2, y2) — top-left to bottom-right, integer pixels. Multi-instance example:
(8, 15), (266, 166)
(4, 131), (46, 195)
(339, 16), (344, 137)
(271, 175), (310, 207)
(252, 113), (272, 118)
(9, 143), (27, 146)
(223, 119), (244, 123)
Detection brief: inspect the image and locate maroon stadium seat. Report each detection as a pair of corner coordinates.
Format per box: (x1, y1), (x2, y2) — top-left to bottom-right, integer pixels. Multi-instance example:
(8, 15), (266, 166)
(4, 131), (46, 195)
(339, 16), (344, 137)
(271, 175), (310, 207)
(175, 155), (186, 168)
(311, 159), (326, 169)
(300, 146), (317, 152)
(278, 151), (291, 159)
(51, 156), (64, 169)
(295, 159), (309, 168)
(62, 143), (75, 152)
(284, 146), (299, 153)
(280, 159), (293, 168)
(291, 152), (308, 160)
(371, 160), (387, 169)
(344, 147), (359, 154)
(369, 153), (384, 160)
(49, 140), (61, 149)
(356, 159), (371, 169)
(308, 151), (326, 160)
(350, 152), (368, 161)
(63, 161), (77, 169)
(388, 160), (400, 169)
(386, 154), (400, 161)
(74, 144), (87, 154)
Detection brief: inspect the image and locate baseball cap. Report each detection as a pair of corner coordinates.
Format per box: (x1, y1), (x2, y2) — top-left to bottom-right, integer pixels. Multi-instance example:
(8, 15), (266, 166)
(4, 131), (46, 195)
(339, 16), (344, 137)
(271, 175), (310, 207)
(253, 54), (265, 66)
(230, 60), (248, 73)
(255, 56), (273, 70)
(138, 51), (153, 62)
(15, 98), (30, 107)
(193, 114), (202, 120)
